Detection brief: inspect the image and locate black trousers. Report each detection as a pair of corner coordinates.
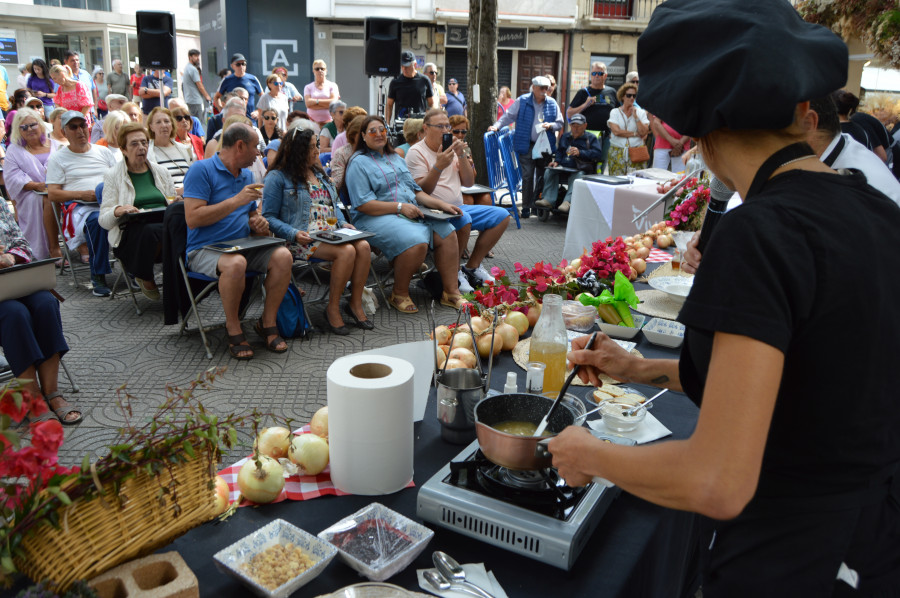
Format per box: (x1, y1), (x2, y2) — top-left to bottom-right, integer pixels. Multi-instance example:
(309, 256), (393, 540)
(113, 221), (164, 280)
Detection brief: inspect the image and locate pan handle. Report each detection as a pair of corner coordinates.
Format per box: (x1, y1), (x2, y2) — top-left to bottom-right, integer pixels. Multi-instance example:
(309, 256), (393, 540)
(535, 439), (613, 487)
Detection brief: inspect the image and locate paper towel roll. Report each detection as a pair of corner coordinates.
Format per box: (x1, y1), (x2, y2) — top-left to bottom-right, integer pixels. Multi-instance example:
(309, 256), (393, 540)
(327, 355), (415, 495)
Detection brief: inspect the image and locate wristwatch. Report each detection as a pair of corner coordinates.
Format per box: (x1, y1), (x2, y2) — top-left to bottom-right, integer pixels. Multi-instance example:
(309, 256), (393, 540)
(397, 202), (402, 214)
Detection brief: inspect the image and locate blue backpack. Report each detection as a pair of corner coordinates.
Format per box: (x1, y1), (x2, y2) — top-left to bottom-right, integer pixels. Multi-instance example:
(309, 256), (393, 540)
(276, 284), (312, 339)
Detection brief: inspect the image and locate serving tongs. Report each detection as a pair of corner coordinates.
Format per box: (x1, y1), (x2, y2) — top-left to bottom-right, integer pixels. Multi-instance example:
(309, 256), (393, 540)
(430, 301), (497, 393)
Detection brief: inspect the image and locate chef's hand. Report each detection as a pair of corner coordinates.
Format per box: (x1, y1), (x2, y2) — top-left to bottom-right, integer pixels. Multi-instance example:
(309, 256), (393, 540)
(682, 231), (702, 275)
(568, 333), (635, 386)
(548, 426), (599, 487)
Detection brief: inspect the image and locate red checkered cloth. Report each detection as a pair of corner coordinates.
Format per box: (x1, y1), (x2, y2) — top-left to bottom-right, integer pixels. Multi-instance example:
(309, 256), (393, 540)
(217, 425), (415, 506)
(646, 248), (672, 263)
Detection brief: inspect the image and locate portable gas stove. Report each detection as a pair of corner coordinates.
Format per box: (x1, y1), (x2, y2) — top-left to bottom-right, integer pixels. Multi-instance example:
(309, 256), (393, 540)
(417, 439), (619, 570)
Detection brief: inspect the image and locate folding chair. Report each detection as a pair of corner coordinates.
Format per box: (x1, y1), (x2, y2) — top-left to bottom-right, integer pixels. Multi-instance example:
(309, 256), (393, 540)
(497, 131), (524, 228)
(484, 130), (521, 229)
(94, 182), (144, 315)
(51, 201), (91, 287)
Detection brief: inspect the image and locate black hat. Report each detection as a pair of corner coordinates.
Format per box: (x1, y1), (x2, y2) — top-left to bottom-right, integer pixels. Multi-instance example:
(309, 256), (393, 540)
(230, 53), (247, 64)
(637, 0), (848, 138)
(400, 50), (416, 67)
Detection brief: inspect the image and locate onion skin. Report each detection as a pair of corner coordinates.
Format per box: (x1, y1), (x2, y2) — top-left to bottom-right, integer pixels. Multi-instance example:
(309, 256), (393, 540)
(505, 311), (529, 335)
(289, 434), (330, 476)
(310, 406), (329, 439)
(496, 322), (519, 350)
(256, 426), (292, 460)
(237, 456), (285, 504)
(213, 475), (230, 515)
(526, 305), (541, 327)
(476, 332), (503, 358)
(449, 347), (477, 368)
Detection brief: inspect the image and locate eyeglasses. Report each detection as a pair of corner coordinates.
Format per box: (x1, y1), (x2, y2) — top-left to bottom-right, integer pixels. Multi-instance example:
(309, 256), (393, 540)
(263, 115), (277, 121)
(591, 71), (606, 76)
(426, 123), (451, 130)
(234, 61), (247, 66)
(174, 115), (190, 122)
(624, 93), (637, 98)
(366, 126), (387, 136)
(314, 67), (326, 71)
(66, 122), (89, 130)
(19, 122), (40, 132)
(274, 81), (284, 86)
(425, 71), (437, 76)
(451, 129), (467, 135)
(630, 80), (639, 84)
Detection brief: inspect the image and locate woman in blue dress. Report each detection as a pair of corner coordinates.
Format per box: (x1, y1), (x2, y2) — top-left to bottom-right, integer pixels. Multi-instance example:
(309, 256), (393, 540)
(345, 115), (465, 313)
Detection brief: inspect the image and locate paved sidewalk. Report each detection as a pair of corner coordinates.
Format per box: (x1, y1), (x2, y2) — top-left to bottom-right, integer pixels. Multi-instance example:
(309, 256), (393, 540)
(36, 212), (576, 466)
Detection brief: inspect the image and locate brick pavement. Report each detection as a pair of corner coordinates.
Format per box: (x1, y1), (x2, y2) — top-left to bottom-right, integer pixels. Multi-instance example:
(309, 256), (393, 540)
(40, 212), (575, 466)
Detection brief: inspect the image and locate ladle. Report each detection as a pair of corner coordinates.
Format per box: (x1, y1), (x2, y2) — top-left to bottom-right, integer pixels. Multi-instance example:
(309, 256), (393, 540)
(534, 332), (598, 436)
(433, 551), (496, 598)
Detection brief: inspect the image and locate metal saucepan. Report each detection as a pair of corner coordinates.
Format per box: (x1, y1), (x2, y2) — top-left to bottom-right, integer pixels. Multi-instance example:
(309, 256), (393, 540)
(474, 393), (576, 470)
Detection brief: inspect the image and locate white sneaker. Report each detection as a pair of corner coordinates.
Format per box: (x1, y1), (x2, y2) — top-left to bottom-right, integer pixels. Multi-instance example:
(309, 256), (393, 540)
(535, 199), (552, 208)
(457, 269), (474, 294)
(472, 265), (495, 284)
(558, 201), (571, 213)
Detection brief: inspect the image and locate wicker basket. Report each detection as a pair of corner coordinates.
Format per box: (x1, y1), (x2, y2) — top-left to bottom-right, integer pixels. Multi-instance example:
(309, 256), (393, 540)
(15, 449), (217, 590)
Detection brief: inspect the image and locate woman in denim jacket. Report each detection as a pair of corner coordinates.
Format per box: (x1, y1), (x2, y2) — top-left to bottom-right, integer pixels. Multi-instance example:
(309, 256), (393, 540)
(263, 126), (373, 335)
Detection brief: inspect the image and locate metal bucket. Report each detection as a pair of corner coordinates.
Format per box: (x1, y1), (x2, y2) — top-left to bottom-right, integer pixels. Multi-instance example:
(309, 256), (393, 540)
(436, 368), (485, 444)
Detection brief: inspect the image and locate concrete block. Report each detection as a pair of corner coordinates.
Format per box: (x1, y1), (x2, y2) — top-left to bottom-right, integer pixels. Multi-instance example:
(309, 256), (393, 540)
(88, 551), (198, 598)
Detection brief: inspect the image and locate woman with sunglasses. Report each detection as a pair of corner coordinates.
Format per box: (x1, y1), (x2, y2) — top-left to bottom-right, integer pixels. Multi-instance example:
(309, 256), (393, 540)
(263, 127), (373, 334)
(4, 107), (63, 261)
(304, 60), (340, 130)
(257, 74), (289, 132)
(258, 108), (283, 147)
(344, 115), (464, 313)
(146, 107), (192, 194)
(606, 82), (649, 175)
(171, 105), (204, 160)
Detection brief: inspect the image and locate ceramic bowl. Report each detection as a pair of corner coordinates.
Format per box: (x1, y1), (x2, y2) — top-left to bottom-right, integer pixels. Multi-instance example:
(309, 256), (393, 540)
(642, 317), (686, 348)
(596, 313), (645, 340)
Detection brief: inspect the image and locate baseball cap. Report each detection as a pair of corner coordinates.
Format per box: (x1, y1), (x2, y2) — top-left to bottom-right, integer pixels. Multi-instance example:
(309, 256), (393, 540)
(532, 75), (551, 88)
(61, 110), (87, 127)
(401, 50), (416, 67)
(230, 53), (247, 64)
(448, 78), (458, 84)
(105, 93), (128, 105)
(25, 96), (44, 107)
(570, 113), (587, 125)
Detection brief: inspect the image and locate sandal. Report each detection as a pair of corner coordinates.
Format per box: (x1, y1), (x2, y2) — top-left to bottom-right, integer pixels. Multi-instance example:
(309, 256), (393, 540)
(389, 293), (418, 314)
(45, 391), (82, 426)
(254, 320), (288, 353)
(440, 292), (467, 310)
(227, 332), (255, 360)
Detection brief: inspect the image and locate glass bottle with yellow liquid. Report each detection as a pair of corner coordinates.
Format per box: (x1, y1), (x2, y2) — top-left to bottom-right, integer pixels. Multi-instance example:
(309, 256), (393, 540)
(528, 294), (568, 395)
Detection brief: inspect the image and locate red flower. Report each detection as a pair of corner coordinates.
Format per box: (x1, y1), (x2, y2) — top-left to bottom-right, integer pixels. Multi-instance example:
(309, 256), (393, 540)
(30, 420), (64, 458)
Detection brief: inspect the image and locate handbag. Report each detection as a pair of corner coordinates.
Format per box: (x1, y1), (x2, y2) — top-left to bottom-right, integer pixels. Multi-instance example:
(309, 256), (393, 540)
(628, 144), (650, 163)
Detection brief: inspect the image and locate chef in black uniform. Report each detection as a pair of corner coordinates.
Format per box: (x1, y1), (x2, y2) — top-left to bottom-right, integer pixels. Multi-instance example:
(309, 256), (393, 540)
(549, 1), (900, 596)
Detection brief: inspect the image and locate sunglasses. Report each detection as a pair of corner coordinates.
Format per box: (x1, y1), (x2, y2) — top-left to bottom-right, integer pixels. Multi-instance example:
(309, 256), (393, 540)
(274, 81), (284, 86)
(425, 71), (437, 76)
(426, 123), (451, 130)
(591, 71), (606, 76)
(263, 115), (277, 121)
(366, 126), (387, 136)
(234, 61), (247, 66)
(66, 122), (89, 130)
(451, 129), (467, 135)
(174, 115), (190, 122)
(624, 93), (637, 98)
(19, 122), (40, 132)
(314, 67), (326, 71)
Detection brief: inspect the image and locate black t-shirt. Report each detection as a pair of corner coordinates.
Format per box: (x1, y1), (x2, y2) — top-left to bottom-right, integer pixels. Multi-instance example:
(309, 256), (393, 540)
(569, 86), (618, 132)
(678, 170), (900, 499)
(840, 120), (871, 149)
(851, 111), (891, 151)
(387, 74), (433, 119)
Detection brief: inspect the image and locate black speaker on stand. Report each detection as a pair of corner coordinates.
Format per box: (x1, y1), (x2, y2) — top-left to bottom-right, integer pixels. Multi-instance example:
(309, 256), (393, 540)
(137, 11), (176, 71)
(365, 18), (401, 77)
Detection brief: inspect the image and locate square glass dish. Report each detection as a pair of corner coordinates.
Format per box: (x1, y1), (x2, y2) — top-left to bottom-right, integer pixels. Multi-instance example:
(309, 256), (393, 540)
(642, 317), (686, 348)
(596, 313), (646, 340)
(214, 518), (338, 598)
(318, 502), (434, 582)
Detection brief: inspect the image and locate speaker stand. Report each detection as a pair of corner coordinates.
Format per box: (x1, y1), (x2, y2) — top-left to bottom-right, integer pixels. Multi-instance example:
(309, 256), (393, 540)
(373, 76), (388, 122)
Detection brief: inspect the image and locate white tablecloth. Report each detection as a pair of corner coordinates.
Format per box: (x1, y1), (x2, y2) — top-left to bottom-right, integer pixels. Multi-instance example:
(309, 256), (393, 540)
(563, 178), (666, 261)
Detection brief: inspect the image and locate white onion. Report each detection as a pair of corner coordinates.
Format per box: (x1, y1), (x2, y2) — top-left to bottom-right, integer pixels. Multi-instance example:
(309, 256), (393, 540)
(496, 322), (519, 350)
(309, 406), (328, 439)
(237, 456), (284, 503)
(255, 426), (292, 460)
(289, 434), (330, 475)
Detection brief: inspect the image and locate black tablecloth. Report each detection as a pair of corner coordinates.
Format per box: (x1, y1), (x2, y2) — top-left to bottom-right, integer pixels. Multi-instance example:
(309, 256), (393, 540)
(164, 328), (702, 598)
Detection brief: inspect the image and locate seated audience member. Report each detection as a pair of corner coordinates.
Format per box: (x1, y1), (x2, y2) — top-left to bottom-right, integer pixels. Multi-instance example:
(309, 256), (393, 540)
(99, 121), (175, 300)
(345, 115), (464, 313)
(120, 101), (142, 123)
(206, 99), (264, 159)
(394, 118), (423, 157)
(265, 116), (316, 164)
(330, 105), (367, 153)
(406, 109), (509, 292)
(448, 115), (490, 207)
(206, 89), (249, 144)
(182, 123), (293, 360)
(46, 110), (117, 296)
(91, 93), (127, 143)
(207, 115), (266, 184)
(651, 115), (691, 172)
(536, 113), (603, 213)
(319, 101), (346, 151)
(23, 96), (52, 134)
(263, 127), (373, 334)
(256, 74), (289, 131)
(0, 202), (80, 424)
(258, 108), (283, 146)
(96, 110), (128, 160)
(48, 107), (69, 146)
(147, 107), (192, 191)
(329, 115), (366, 190)
(5, 107), (63, 260)
(166, 98), (204, 138)
(171, 104), (204, 160)
(5, 89), (33, 131)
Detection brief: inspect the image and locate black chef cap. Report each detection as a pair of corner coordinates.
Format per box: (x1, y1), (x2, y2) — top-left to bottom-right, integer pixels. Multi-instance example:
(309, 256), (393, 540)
(637, 0), (848, 138)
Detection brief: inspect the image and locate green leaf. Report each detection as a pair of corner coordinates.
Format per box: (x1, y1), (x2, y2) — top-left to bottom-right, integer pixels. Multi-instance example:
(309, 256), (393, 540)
(182, 441), (195, 459)
(82, 454), (91, 472)
(1, 555), (15, 573)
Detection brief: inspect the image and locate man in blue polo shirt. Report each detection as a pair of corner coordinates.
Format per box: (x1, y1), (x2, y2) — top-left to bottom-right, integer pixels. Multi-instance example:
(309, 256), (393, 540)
(212, 54), (263, 122)
(182, 123), (292, 360)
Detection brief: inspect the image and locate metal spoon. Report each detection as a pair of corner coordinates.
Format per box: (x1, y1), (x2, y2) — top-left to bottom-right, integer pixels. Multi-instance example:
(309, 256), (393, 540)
(433, 551), (496, 598)
(574, 404), (604, 425)
(423, 569), (489, 598)
(534, 332), (599, 437)
(625, 388), (669, 416)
